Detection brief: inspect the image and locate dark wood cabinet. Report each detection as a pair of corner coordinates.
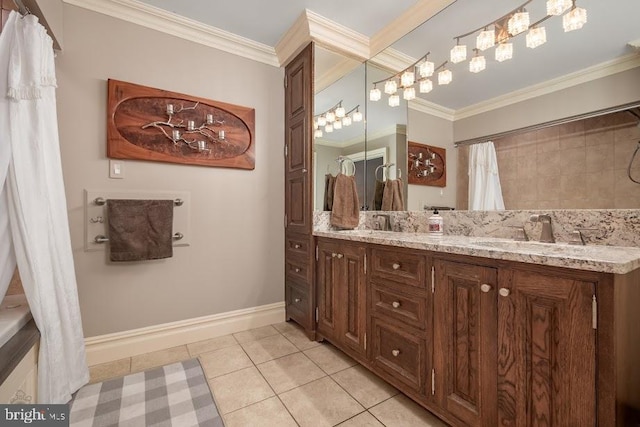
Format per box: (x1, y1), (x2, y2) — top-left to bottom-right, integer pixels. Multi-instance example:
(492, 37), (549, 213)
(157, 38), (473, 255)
(316, 238), (367, 360)
(284, 44), (314, 336)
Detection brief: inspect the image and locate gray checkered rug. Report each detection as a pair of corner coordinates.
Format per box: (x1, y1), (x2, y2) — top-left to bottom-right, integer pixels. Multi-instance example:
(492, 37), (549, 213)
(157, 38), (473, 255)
(70, 358), (223, 427)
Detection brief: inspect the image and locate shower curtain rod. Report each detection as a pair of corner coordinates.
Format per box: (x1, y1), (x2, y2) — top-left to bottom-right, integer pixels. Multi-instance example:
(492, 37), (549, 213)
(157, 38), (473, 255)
(13, 0), (30, 16)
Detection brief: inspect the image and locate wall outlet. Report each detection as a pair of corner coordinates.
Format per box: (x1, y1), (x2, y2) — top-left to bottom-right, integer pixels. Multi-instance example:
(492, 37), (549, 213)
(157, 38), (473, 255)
(109, 160), (124, 179)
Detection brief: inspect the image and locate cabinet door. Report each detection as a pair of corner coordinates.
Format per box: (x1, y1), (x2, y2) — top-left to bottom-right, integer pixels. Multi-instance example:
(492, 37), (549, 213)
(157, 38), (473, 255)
(433, 259), (498, 427)
(316, 241), (339, 339)
(498, 269), (596, 427)
(339, 243), (367, 357)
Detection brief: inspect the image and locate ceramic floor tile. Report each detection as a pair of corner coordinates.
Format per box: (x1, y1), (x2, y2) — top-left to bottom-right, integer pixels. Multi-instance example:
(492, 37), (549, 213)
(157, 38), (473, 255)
(88, 358), (131, 383)
(304, 343), (357, 374)
(240, 334), (299, 364)
(233, 325), (280, 343)
(338, 411), (385, 426)
(198, 345), (253, 378)
(282, 327), (321, 351)
(279, 376), (365, 427)
(223, 396), (297, 427)
(208, 366), (274, 414)
(257, 352), (326, 394)
(332, 365), (398, 408)
(130, 345), (190, 373)
(271, 321), (301, 335)
(187, 334), (238, 356)
(369, 394), (447, 427)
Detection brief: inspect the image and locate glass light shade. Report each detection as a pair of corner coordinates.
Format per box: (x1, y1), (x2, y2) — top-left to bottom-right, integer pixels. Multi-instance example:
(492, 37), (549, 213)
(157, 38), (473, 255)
(419, 79), (433, 93)
(384, 80), (398, 94)
(335, 106), (345, 118)
(333, 119), (342, 130)
(450, 44), (467, 64)
(563, 7), (587, 32)
(418, 60), (434, 78)
(317, 116), (327, 127)
(325, 111), (335, 123)
(369, 87), (381, 101)
(476, 29), (495, 51)
(388, 94), (400, 107)
(324, 123), (333, 133)
(438, 69), (452, 85)
(342, 116), (352, 126)
(313, 120), (318, 130)
(469, 55), (486, 73)
(352, 111), (363, 122)
(314, 129), (323, 138)
(526, 27), (547, 48)
(546, 0), (571, 15)
(508, 11), (530, 36)
(495, 42), (513, 62)
(401, 70), (415, 87)
(403, 87), (416, 101)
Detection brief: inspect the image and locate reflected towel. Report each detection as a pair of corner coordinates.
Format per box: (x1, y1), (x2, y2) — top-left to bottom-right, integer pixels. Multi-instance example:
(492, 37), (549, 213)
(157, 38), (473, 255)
(373, 179), (385, 211)
(330, 173), (359, 229)
(107, 199), (174, 262)
(381, 179), (405, 211)
(323, 174), (336, 211)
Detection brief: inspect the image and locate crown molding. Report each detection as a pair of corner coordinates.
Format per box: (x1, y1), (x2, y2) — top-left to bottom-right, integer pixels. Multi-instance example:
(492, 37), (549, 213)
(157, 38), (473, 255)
(274, 10), (311, 67)
(370, 0), (456, 57)
(629, 39), (640, 49)
(409, 97), (455, 121)
(454, 54), (640, 120)
(306, 10), (369, 61)
(62, 0), (279, 67)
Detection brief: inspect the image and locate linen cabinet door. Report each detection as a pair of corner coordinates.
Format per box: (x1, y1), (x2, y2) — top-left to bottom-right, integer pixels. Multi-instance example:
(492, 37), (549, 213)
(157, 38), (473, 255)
(498, 268), (596, 427)
(433, 259), (498, 427)
(338, 243), (367, 358)
(316, 240), (340, 340)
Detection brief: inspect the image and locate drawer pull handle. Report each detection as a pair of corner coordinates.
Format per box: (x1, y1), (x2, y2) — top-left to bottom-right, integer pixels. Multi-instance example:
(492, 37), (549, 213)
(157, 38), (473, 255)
(332, 253), (337, 258)
(499, 288), (511, 297)
(392, 263), (401, 270)
(392, 301), (401, 308)
(294, 298), (301, 303)
(391, 349), (400, 357)
(480, 284), (492, 293)
(295, 268), (301, 273)
(337, 253), (344, 259)
(294, 244), (301, 249)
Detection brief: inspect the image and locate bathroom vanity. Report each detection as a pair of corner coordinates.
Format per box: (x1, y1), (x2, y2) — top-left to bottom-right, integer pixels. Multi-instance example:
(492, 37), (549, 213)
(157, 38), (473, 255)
(308, 230), (640, 427)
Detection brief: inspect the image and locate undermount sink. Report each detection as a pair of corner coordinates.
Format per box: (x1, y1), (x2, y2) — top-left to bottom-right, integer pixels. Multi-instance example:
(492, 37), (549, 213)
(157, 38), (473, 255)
(472, 239), (590, 255)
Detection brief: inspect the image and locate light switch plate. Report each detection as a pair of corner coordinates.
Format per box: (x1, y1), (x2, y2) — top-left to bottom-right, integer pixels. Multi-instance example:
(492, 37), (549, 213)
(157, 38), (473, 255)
(109, 160), (124, 179)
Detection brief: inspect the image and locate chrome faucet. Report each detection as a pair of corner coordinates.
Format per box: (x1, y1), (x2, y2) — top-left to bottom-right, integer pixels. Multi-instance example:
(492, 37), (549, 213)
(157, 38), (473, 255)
(507, 225), (529, 241)
(568, 227), (598, 245)
(373, 214), (392, 231)
(529, 214), (554, 243)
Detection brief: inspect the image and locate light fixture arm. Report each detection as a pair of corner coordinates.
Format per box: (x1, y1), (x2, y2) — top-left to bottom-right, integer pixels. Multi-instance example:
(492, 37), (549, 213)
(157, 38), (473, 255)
(453, 0), (534, 40)
(314, 100), (343, 118)
(370, 52), (431, 86)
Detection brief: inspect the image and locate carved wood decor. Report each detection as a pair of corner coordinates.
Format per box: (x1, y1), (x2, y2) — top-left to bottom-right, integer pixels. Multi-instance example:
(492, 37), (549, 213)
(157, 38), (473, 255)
(107, 79), (255, 169)
(407, 141), (446, 187)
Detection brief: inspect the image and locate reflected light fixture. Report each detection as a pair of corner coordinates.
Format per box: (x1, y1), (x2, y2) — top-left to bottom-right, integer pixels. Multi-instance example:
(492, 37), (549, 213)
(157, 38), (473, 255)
(325, 123), (333, 133)
(418, 59), (434, 78)
(438, 68), (452, 85)
(508, 10), (530, 36)
(334, 103), (345, 118)
(313, 120), (318, 130)
(342, 116), (352, 126)
(419, 79), (433, 93)
(384, 80), (398, 94)
(469, 51), (486, 73)
(563, 2), (587, 32)
(401, 70), (415, 87)
(314, 129), (323, 138)
(352, 109), (363, 122)
(495, 42), (513, 62)
(317, 116), (327, 127)
(314, 101), (359, 135)
(526, 26), (547, 48)
(403, 87), (416, 101)
(450, 39), (467, 64)
(388, 94), (400, 107)
(476, 28), (495, 51)
(369, 85), (381, 101)
(325, 111), (335, 123)
(333, 119), (342, 130)
(546, 0), (571, 15)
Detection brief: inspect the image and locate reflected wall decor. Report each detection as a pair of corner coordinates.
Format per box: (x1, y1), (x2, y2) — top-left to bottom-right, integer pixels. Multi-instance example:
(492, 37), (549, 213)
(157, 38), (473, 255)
(107, 79), (255, 169)
(407, 141), (446, 187)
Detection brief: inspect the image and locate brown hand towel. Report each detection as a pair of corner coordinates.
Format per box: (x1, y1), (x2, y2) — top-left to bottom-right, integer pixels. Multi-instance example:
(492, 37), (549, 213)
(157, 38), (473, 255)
(330, 173), (360, 229)
(381, 180), (393, 211)
(107, 199), (174, 262)
(373, 179), (385, 211)
(323, 173), (336, 211)
(392, 178), (405, 211)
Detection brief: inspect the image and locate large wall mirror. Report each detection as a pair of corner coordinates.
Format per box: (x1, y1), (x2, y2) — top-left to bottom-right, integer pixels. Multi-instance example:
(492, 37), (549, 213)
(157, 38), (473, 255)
(315, 0), (640, 212)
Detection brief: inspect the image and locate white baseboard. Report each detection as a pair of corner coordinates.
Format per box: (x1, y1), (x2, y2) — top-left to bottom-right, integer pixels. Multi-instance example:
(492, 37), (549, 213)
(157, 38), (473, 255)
(84, 302), (286, 366)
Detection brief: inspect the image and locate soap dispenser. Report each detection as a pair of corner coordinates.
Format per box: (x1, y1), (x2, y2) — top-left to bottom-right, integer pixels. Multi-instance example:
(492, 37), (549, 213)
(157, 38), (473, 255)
(428, 209), (444, 236)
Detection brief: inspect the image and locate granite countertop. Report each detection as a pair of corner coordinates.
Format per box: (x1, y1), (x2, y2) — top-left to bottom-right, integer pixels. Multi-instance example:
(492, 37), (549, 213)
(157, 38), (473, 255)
(314, 230), (640, 274)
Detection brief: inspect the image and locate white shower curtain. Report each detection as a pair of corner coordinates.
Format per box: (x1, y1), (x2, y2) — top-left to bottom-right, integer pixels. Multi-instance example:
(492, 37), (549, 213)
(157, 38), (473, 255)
(0, 12), (89, 404)
(468, 141), (505, 210)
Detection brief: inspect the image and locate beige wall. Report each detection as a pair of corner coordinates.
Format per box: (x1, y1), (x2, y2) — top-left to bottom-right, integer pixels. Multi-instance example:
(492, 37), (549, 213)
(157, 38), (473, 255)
(56, 5), (284, 336)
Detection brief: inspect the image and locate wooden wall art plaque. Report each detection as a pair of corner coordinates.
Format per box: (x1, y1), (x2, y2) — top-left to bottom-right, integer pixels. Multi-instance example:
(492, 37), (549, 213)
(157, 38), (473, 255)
(107, 79), (255, 169)
(407, 141), (446, 187)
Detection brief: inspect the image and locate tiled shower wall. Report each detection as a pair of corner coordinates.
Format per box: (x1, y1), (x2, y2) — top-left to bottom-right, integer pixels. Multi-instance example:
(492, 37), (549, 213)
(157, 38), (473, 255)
(457, 111), (640, 210)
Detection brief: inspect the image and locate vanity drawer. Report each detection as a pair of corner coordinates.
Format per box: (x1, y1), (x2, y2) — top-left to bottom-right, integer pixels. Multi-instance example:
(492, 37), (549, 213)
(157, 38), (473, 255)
(286, 235), (312, 259)
(370, 247), (426, 288)
(286, 258), (312, 283)
(371, 316), (425, 394)
(285, 281), (313, 330)
(371, 282), (427, 330)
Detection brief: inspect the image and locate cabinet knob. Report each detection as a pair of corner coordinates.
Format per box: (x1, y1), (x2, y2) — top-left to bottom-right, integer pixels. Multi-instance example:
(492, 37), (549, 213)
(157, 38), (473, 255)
(392, 263), (401, 270)
(294, 298), (301, 303)
(337, 253), (344, 259)
(294, 268), (301, 273)
(294, 244), (301, 249)
(391, 349), (400, 357)
(499, 288), (511, 297)
(480, 284), (492, 293)
(332, 253), (337, 258)
(302, 168), (308, 173)
(392, 301), (401, 309)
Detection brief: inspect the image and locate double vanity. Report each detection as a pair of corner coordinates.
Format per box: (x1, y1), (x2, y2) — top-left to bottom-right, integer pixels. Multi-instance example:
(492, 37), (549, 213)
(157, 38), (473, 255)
(287, 221), (640, 426)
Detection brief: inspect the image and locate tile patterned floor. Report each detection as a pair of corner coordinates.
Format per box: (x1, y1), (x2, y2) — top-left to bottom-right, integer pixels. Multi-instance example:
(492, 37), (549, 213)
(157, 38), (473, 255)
(88, 322), (448, 426)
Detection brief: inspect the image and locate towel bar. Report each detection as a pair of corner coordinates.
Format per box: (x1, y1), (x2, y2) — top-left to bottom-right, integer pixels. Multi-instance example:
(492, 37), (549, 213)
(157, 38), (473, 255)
(94, 232), (184, 243)
(93, 197), (184, 207)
